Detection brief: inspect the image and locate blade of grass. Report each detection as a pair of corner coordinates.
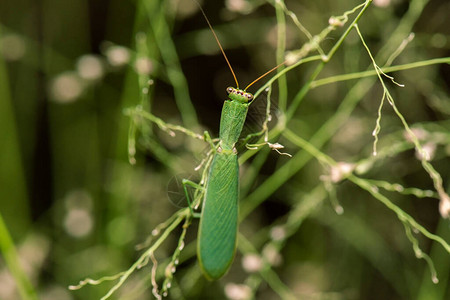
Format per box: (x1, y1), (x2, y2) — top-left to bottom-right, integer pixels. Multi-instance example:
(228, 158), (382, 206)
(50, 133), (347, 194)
(0, 213), (38, 300)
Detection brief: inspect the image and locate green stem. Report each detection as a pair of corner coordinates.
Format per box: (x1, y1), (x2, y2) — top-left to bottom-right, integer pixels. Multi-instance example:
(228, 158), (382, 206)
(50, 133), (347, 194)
(145, 0), (199, 128)
(241, 0), (430, 219)
(274, 0), (288, 112)
(311, 57), (450, 88)
(0, 213), (38, 300)
(238, 234), (297, 300)
(349, 175), (450, 253)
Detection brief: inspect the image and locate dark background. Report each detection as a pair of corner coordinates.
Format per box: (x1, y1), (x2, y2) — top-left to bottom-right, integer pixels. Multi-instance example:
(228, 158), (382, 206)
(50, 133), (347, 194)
(1, 0), (449, 299)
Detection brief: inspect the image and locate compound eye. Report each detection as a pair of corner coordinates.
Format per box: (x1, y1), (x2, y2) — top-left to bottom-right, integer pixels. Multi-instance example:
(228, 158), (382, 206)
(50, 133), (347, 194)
(244, 93), (253, 101)
(226, 87), (234, 94)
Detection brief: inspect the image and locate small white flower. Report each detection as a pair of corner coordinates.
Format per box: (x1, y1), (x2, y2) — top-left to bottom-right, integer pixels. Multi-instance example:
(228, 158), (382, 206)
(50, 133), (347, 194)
(270, 225), (286, 241)
(439, 193), (450, 219)
(105, 45), (130, 67)
(0, 33), (26, 61)
(374, 0), (391, 8)
(76, 55), (104, 81)
(50, 72), (84, 103)
(330, 162), (355, 183)
(224, 283), (251, 300)
(262, 244), (282, 267)
(242, 254), (262, 273)
(134, 57), (154, 75)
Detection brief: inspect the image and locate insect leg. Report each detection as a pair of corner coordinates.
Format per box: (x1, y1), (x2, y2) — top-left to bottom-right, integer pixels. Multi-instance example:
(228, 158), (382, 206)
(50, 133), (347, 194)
(182, 179), (203, 218)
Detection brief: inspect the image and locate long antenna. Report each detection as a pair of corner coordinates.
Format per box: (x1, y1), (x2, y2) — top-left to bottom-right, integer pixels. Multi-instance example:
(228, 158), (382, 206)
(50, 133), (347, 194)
(244, 61), (286, 91)
(196, 2), (240, 89)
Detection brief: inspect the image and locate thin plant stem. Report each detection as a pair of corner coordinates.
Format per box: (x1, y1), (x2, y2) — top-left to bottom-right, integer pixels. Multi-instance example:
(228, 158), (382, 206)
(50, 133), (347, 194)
(0, 213), (38, 300)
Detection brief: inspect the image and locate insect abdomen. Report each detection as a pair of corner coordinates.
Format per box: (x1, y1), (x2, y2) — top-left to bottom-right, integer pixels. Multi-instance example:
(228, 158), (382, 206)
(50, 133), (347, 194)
(198, 152), (239, 280)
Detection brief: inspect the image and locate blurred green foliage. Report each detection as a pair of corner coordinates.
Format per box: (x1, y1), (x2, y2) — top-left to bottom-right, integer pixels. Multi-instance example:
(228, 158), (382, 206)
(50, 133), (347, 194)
(0, 0), (449, 299)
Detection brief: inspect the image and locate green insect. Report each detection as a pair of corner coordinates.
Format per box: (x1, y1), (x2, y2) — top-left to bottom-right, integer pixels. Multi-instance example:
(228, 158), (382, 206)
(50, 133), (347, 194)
(183, 6), (285, 280)
(196, 86), (250, 280)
